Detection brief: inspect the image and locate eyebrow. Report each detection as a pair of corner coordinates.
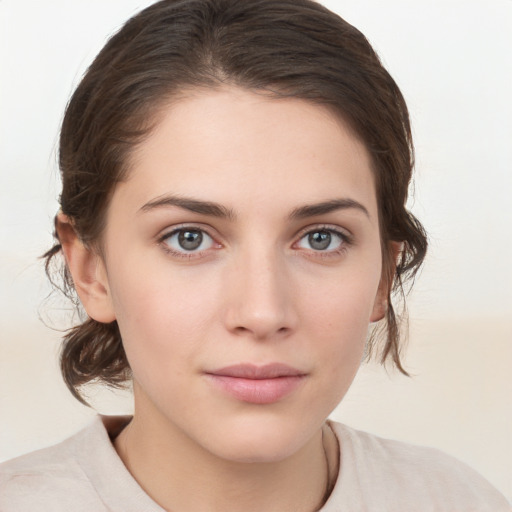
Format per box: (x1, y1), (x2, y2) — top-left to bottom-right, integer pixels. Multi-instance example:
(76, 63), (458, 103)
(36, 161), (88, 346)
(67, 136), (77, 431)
(139, 194), (235, 219)
(289, 198), (370, 220)
(139, 194), (369, 220)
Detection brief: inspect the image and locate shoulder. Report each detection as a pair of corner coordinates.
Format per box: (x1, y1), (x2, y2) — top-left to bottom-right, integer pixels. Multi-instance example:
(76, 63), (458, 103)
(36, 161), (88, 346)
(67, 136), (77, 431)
(0, 417), (110, 512)
(326, 421), (511, 512)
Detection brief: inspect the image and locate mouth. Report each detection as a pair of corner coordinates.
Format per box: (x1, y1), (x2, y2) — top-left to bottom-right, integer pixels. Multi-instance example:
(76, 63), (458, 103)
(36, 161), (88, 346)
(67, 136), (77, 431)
(204, 363), (307, 404)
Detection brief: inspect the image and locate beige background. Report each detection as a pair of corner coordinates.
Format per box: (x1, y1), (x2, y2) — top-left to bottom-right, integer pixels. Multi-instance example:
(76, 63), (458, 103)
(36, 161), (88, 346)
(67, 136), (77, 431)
(1, 0), (511, 502)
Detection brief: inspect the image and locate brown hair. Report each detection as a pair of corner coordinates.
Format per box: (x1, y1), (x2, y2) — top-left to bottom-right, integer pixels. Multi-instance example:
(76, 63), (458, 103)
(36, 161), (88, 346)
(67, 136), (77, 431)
(45, 0), (427, 404)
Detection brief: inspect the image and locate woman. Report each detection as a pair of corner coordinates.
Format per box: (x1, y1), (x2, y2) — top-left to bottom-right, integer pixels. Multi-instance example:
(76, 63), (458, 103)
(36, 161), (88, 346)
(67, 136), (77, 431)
(1, 0), (510, 510)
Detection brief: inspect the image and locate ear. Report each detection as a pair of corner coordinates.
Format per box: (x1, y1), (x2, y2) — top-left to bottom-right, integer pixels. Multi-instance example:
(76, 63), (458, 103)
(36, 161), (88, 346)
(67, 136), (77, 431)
(56, 213), (116, 323)
(370, 241), (403, 323)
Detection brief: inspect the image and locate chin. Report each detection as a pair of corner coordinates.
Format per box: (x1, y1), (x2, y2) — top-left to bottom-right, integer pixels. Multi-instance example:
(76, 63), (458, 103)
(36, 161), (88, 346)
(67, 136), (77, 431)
(211, 436), (303, 464)
(196, 412), (321, 464)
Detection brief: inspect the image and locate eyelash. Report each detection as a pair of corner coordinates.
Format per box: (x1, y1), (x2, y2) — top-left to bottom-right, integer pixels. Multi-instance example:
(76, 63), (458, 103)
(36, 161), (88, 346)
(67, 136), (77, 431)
(158, 225), (219, 260)
(294, 225), (353, 259)
(157, 224), (353, 260)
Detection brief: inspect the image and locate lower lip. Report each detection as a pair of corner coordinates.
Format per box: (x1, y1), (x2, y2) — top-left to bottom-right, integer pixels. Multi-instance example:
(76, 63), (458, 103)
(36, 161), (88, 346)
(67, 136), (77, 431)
(206, 375), (306, 404)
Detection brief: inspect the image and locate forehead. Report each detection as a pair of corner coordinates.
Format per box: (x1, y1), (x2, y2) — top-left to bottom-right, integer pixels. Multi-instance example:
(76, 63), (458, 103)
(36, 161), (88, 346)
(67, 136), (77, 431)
(116, 86), (378, 219)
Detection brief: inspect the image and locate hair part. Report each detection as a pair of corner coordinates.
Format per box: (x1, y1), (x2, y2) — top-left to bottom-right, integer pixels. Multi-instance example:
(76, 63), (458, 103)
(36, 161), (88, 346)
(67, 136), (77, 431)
(44, 0), (427, 403)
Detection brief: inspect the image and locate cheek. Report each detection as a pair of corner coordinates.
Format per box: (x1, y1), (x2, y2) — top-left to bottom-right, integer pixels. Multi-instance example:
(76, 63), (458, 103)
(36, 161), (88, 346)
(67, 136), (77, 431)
(301, 263), (381, 372)
(305, 264), (381, 334)
(106, 260), (221, 378)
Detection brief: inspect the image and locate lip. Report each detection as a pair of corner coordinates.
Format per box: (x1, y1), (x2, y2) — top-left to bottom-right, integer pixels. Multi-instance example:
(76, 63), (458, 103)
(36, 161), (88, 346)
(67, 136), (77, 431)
(205, 363), (307, 404)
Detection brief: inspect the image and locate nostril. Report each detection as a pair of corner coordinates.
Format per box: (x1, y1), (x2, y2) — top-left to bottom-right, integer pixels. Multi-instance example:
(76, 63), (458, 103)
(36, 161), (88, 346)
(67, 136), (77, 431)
(230, 324), (291, 339)
(233, 325), (251, 335)
(223, 279), (297, 339)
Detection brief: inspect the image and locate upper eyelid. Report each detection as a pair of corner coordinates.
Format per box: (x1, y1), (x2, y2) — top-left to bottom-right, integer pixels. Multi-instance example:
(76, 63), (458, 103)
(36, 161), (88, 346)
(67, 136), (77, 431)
(158, 223), (218, 241)
(156, 223), (352, 246)
(158, 226), (219, 258)
(294, 223), (352, 240)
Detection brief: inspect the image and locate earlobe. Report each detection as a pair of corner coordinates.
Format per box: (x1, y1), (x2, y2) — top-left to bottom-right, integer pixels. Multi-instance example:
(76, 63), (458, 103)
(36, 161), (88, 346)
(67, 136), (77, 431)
(369, 285), (388, 323)
(370, 241), (403, 323)
(56, 213), (116, 323)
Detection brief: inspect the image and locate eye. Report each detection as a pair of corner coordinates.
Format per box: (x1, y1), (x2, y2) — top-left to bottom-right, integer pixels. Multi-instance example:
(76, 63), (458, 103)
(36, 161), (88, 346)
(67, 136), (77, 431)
(296, 229), (346, 252)
(162, 228), (215, 253)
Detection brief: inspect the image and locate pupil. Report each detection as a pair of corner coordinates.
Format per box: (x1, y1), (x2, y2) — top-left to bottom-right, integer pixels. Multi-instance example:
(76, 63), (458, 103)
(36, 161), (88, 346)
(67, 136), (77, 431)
(178, 230), (203, 250)
(309, 231), (331, 250)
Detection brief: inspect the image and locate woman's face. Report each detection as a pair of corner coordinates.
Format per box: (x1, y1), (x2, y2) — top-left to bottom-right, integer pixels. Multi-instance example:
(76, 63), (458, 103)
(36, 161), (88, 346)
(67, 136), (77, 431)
(99, 86), (386, 462)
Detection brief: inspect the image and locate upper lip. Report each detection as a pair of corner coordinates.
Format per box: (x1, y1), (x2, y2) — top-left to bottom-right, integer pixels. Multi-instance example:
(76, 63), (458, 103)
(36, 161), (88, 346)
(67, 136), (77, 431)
(206, 363), (305, 379)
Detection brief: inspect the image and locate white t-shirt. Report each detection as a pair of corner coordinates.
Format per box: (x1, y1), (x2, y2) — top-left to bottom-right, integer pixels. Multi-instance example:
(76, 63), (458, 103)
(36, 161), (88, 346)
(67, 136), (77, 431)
(1, 416), (510, 511)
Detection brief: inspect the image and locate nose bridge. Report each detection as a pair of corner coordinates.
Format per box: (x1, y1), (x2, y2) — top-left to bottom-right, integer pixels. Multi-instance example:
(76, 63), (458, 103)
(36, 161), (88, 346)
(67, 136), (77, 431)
(224, 242), (296, 339)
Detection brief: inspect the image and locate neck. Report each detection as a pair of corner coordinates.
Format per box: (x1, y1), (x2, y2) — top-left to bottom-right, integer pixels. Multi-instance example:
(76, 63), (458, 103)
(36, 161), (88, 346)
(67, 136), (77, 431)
(114, 407), (338, 512)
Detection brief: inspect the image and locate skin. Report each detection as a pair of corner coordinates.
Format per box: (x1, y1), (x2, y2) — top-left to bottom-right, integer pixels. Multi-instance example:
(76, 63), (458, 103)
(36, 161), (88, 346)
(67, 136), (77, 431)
(59, 86), (392, 512)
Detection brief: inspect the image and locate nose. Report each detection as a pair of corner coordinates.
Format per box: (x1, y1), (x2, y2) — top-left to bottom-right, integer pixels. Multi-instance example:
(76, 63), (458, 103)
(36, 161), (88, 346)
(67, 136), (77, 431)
(222, 248), (298, 341)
